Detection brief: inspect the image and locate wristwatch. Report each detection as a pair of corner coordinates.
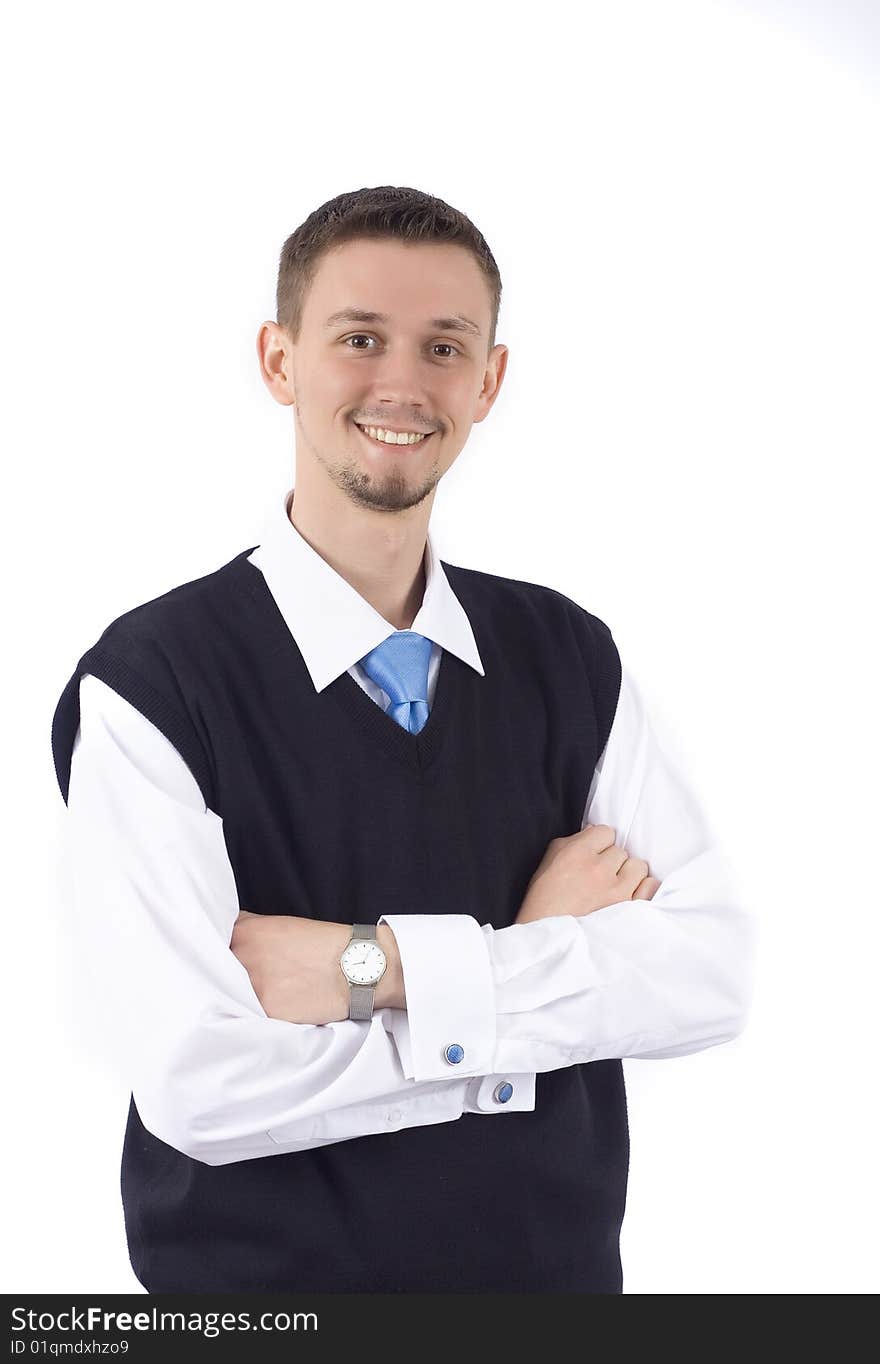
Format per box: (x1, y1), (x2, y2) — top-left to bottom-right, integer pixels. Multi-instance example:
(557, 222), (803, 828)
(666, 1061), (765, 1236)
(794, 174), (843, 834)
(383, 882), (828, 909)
(339, 923), (387, 1020)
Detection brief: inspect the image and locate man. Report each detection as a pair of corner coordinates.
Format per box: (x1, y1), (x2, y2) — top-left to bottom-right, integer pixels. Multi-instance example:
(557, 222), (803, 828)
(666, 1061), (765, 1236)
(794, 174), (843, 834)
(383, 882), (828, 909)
(51, 185), (755, 1293)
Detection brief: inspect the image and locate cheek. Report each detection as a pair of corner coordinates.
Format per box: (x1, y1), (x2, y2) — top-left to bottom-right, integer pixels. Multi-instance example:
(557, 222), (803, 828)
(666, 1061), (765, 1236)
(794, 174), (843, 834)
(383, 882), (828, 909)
(303, 361), (354, 409)
(440, 374), (478, 413)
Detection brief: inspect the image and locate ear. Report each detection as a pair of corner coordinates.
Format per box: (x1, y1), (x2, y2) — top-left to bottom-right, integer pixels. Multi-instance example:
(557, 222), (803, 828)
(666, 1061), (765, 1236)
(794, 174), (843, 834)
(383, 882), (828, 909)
(256, 321), (296, 408)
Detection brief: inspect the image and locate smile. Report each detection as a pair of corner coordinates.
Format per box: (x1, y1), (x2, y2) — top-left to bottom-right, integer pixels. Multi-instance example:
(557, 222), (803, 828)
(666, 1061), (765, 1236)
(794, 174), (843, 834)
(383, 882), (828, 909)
(353, 421), (434, 449)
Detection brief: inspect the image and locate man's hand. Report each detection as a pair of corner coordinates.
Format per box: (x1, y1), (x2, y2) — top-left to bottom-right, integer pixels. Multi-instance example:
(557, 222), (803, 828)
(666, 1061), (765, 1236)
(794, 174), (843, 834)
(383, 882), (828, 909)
(230, 913), (405, 1024)
(515, 824), (660, 925)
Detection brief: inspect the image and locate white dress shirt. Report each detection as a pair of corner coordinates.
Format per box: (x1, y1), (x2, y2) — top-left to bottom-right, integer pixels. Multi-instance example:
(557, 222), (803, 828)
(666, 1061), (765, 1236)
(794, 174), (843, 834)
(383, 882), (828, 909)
(63, 486), (756, 1166)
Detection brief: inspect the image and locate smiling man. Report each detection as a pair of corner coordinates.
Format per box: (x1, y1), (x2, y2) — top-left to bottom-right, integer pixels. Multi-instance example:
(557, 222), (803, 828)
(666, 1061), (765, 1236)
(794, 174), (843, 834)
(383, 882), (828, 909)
(255, 232), (508, 629)
(51, 185), (755, 1295)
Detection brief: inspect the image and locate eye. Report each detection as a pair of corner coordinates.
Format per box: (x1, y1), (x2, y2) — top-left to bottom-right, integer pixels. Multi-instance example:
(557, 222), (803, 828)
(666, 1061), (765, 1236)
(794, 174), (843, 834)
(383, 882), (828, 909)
(343, 334), (376, 350)
(341, 334), (461, 358)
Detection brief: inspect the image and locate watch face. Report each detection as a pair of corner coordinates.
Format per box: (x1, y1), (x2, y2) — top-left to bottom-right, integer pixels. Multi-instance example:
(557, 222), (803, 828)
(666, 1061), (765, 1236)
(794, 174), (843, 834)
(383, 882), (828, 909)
(341, 939), (387, 986)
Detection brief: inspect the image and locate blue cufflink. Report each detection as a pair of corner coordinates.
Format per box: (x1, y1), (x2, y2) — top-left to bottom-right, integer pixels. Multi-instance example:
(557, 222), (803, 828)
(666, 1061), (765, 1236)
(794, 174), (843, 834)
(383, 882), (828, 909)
(444, 1043), (465, 1065)
(493, 1081), (514, 1104)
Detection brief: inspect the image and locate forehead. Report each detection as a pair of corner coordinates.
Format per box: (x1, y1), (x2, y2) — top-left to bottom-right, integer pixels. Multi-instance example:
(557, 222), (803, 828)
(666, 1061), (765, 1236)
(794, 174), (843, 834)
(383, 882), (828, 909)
(304, 238), (489, 333)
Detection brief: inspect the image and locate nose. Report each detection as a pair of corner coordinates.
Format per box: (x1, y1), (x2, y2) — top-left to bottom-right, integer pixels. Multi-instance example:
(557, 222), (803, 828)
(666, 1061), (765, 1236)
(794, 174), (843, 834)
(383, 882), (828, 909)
(371, 354), (431, 423)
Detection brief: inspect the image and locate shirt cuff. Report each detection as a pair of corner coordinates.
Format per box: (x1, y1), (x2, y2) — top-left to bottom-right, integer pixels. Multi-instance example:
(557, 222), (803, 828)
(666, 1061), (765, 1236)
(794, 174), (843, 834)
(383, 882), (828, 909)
(378, 913), (496, 1083)
(462, 1072), (537, 1114)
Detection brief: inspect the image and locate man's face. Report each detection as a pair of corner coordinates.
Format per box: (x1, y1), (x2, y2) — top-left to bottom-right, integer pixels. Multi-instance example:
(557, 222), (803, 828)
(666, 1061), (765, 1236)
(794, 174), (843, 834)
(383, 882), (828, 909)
(262, 237), (508, 513)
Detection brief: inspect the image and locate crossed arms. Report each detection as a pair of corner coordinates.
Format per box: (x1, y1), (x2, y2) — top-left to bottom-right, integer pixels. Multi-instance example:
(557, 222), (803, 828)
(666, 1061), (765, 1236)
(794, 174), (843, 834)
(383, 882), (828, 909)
(63, 666), (756, 1166)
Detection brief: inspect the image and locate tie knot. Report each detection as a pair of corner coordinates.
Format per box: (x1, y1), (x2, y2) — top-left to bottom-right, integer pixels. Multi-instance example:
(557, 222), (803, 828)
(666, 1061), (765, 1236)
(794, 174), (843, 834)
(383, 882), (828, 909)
(358, 631), (432, 707)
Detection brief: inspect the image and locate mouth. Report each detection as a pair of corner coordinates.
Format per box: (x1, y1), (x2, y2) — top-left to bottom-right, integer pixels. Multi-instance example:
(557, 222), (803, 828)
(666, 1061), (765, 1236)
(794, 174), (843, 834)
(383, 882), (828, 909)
(352, 420), (436, 452)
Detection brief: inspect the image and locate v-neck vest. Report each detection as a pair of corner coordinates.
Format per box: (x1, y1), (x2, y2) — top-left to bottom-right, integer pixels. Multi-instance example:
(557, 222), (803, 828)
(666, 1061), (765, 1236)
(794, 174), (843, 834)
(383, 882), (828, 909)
(51, 546), (628, 1293)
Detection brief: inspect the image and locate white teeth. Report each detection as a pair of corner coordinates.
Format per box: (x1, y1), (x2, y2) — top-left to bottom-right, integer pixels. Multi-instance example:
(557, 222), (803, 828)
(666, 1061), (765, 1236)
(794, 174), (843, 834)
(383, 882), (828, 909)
(356, 424), (429, 446)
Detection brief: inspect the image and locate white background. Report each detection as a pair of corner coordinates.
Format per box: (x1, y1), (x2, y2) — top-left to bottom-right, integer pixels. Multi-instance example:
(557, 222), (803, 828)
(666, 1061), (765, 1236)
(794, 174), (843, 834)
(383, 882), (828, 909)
(3, 0), (878, 1294)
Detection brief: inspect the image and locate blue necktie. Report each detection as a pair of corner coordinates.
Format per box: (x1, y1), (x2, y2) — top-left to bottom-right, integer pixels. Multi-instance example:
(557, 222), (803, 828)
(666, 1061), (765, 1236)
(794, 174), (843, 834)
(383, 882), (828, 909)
(357, 631), (432, 734)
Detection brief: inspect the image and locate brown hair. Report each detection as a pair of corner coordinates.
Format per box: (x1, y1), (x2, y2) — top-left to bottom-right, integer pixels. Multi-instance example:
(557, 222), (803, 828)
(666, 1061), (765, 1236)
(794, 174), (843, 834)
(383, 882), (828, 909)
(275, 185), (502, 353)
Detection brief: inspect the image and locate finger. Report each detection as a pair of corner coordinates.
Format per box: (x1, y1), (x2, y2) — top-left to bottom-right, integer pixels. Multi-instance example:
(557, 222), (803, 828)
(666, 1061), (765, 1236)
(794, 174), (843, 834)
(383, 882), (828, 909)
(632, 876), (660, 901)
(581, 823), (617, 850)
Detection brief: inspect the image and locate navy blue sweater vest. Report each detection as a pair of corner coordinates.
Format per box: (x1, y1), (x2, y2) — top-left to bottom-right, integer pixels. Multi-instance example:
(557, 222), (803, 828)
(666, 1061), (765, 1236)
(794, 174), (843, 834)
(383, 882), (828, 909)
(51, 547), (627, 1293)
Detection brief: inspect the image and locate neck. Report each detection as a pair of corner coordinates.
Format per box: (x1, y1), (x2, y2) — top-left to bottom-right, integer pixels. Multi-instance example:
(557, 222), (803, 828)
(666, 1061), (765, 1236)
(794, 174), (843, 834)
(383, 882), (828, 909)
(285, 478), (431, 632)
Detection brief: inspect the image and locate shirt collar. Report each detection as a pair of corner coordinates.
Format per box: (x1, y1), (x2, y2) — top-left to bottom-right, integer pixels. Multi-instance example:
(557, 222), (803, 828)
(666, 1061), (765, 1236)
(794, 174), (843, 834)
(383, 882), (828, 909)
(247, 486), (485, 694)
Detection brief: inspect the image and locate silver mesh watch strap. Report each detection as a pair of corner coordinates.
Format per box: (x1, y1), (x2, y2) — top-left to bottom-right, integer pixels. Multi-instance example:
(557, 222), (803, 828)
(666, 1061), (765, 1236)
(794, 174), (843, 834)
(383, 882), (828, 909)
(348, 924), (377, 1021)
(349, 984), (375, 1020)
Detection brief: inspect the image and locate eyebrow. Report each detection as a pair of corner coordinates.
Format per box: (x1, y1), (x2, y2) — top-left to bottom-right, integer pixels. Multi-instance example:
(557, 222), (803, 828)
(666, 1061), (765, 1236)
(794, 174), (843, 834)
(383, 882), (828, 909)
(323, 307), (482, 336)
